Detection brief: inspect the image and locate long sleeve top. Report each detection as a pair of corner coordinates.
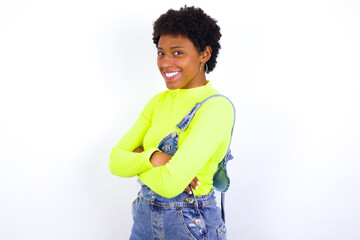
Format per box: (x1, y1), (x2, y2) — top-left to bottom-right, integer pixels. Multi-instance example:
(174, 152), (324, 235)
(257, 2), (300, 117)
(109, 81), (234, 198)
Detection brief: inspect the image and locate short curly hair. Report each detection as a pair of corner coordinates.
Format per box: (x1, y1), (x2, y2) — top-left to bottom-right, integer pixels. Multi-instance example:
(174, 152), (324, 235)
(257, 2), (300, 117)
(153, 6), (221, 73)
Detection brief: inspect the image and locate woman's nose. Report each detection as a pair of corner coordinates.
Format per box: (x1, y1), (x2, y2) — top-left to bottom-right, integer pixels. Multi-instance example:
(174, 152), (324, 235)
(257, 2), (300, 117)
(159, 55), (173, 67)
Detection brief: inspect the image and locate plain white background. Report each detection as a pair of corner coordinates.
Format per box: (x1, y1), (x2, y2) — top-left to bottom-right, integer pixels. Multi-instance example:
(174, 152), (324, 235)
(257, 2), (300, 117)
(1, 0), (359, 239)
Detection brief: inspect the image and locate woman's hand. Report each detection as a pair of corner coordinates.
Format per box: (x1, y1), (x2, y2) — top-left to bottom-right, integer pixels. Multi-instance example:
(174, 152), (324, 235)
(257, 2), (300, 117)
(185, 176), (200, 194)
(133, 147), (144, 153)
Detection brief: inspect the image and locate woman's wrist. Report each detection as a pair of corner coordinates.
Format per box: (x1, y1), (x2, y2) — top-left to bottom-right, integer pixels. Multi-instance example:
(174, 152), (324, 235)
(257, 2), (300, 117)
(150, 151), (172, 167)
(150, 150), (159, 162)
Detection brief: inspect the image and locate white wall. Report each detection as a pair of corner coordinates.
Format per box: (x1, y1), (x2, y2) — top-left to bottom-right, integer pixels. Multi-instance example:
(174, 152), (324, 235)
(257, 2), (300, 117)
(1, 0), (359, 239)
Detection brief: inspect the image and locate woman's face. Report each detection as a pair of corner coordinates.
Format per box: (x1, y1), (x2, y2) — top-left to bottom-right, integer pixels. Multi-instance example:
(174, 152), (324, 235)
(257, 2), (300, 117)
(157, 34), (209, 90)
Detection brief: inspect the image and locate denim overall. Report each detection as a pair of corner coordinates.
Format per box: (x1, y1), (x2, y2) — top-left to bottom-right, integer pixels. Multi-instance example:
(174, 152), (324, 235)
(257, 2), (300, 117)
(130, 95), (235, 240)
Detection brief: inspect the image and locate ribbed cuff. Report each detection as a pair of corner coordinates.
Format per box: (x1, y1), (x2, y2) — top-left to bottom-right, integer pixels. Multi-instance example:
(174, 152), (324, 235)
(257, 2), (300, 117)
(142, 147), (159, 169)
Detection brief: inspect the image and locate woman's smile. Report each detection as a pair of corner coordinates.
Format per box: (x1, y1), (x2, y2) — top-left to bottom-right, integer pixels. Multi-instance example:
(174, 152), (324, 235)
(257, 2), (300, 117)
(163, 70), (182, 81)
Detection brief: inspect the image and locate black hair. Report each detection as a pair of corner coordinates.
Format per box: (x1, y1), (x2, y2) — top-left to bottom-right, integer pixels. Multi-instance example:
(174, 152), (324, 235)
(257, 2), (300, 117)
(153, 6), (221, 73)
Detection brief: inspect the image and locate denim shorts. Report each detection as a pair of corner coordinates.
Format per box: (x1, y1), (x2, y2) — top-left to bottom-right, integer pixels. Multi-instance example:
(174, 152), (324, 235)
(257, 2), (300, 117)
(130, 181), (226, 240)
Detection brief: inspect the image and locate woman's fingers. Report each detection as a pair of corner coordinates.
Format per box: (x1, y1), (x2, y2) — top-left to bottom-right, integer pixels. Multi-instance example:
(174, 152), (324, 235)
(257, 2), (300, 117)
(190, 176), (200, 190)
(184, 177), (201, 194)
(185, 186), (192, 194)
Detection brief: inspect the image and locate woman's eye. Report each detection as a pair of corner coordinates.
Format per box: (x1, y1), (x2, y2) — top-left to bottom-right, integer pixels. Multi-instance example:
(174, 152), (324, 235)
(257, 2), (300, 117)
(157, 52), (164, 56)
(174, 51), (183, 55)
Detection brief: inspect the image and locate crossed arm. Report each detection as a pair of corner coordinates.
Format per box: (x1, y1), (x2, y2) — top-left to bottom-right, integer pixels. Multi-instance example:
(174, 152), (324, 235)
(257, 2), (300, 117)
(132, 147), (199, 194)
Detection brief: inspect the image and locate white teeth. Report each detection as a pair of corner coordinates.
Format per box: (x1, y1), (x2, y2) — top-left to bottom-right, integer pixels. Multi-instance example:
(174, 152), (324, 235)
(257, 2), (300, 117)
(165, 71), (180, 78)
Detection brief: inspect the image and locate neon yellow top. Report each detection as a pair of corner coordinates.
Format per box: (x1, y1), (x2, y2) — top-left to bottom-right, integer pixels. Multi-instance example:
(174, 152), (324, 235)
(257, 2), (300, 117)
(109, 82), (234, 198)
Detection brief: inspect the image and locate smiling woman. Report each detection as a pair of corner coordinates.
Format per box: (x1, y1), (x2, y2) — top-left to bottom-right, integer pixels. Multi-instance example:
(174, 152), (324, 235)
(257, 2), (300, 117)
(109, 5), (235, 240)
(157, 35), (211, 89)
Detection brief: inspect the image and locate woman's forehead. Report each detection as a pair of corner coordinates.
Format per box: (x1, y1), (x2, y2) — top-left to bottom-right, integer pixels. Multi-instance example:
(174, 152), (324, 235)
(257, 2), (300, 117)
(157, 34), (195, 49)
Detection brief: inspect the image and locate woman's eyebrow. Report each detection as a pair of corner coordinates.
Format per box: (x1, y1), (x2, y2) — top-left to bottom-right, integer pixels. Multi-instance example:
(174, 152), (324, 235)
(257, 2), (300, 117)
(170, 46), (184, 49)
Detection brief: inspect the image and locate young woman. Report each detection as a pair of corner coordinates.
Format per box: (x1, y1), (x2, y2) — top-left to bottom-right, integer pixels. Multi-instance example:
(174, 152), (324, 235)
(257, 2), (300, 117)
(110, 6), (234, 240)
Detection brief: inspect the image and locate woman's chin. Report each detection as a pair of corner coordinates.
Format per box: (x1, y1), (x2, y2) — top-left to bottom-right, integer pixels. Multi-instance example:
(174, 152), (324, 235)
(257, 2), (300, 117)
(164, 80), (180, 90)
(165, 84), (179, 90)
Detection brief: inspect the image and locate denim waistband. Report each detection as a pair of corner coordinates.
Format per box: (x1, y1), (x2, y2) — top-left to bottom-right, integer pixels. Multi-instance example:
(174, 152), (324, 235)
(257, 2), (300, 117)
(137, 180), (216, 208)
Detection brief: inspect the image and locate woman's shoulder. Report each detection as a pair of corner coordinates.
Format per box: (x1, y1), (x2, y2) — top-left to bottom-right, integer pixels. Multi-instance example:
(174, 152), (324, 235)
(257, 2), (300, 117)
(198, 94), (235, 121)
(201, 91), (234, 108)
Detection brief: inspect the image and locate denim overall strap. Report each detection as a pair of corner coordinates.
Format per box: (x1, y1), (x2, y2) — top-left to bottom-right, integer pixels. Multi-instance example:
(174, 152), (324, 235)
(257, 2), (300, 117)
(176, 94), (236, 133)
(176, 94), (236, 223)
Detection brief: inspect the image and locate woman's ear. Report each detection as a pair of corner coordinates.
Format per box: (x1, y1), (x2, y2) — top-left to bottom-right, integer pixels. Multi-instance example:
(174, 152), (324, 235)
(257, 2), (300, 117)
(201, 46), (212, 63)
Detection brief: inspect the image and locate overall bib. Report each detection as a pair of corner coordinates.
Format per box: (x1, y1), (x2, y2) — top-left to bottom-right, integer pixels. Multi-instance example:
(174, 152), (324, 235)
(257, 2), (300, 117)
(130, 95), (235, 240)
